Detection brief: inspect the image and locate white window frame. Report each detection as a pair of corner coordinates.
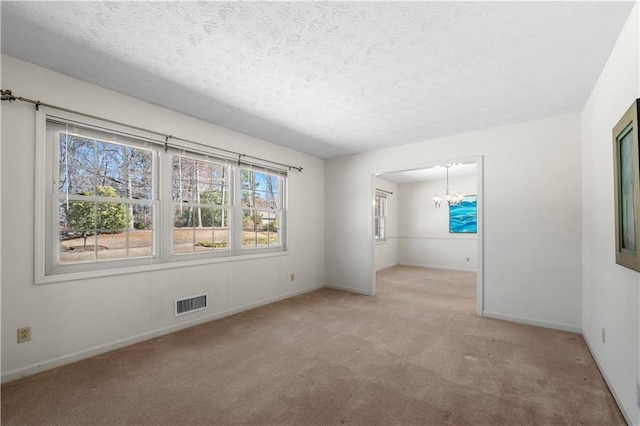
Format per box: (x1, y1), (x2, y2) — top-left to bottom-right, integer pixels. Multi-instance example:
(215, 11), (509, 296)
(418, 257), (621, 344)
(374, 192), (387, 242)
(35, 108), (288, 284)
(167, 149), (233, 260)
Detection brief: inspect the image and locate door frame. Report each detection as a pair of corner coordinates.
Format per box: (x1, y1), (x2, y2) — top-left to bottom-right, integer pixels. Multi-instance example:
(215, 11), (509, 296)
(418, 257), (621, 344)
(370, 155), (484, 316)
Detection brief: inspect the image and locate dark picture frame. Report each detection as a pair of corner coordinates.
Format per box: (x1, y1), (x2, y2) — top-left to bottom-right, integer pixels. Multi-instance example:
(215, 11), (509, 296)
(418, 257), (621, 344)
(449, 195), (477, 234)
(613, 99), (640, 272)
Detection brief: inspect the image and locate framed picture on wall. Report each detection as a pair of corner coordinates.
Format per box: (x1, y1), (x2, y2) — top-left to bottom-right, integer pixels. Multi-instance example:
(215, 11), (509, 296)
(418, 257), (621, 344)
(449, 195), (477, 233)
(613, 99), (640, 272)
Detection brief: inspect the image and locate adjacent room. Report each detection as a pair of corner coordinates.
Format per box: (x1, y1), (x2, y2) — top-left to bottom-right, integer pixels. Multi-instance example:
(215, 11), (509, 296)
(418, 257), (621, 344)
(374, 162), (480, 305)
(1, 1), (639, 424)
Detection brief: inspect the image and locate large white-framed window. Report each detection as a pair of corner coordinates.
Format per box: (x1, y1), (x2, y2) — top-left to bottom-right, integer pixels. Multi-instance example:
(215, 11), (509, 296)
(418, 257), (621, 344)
(44, 118), (159, 276)
(374, 192), (387, 242)
(36, 108), (287, 282)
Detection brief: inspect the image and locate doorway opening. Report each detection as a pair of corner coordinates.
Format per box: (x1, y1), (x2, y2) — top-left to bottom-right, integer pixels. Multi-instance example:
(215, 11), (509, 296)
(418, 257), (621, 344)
(371, 156), (484, 315)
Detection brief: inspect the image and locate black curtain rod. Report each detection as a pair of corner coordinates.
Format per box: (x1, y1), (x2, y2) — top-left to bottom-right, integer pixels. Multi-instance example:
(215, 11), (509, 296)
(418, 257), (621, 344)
(375, 188), (393, 195)
(1, 89), (303, 172)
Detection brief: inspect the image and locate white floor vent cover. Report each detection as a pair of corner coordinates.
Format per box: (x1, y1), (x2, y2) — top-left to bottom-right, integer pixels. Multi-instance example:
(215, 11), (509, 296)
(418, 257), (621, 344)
(175, 293), (208, 316)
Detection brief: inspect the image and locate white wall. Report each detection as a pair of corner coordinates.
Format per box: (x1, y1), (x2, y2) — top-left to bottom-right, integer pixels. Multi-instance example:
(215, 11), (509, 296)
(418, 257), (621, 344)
(326, 113), (582, 331)
(374, 177), (398, 271)
(581, 3), (640, 424)
(0, 55), (326, 382)
(398, 175), (478, 271)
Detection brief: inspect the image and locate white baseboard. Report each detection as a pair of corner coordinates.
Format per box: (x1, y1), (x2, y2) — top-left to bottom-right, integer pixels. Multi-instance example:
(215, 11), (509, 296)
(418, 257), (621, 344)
(583, 334), (636, 425)
(482, 310), (582, 334)
(325, 284), (372, 296)
(399, 262), (477, 273)
(375, 263), (399, 272)
(1, 284), (324, 384)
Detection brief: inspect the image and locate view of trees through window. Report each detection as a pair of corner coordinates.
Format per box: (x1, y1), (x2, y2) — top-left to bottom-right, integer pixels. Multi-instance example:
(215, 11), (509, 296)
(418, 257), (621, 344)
(49, 117), (286, 271)
(57, 132), (153, 263)
(172, 154), (230, 253)
(241, 169), (281, 248)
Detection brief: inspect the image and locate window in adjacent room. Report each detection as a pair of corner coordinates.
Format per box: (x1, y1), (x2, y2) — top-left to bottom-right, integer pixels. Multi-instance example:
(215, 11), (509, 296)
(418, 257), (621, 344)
(374, 192), (387, 242)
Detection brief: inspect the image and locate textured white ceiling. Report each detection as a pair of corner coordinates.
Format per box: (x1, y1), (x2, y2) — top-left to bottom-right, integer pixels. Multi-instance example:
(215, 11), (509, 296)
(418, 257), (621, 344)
(1, 1), (635, 159)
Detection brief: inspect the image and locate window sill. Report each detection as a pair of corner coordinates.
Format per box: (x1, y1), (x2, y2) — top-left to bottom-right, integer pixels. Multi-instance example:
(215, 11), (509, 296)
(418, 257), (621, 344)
(36, 251), (290, 285)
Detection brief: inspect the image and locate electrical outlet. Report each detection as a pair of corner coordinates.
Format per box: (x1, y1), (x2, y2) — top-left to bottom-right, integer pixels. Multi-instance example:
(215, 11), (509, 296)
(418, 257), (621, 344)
(17, 326), (31, 343)
(466, 257), (470, 262)
(601, 327), (606, 344)
(290, 273), (295, 281)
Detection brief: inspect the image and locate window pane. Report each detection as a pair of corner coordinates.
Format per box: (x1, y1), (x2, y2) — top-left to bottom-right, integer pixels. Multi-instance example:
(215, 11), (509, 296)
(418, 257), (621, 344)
(127, 205), (154, 256)
(130, 174), (153, 199)
(173, 206), (196, 253)
(59, 135), (95, 195)
(97, 172), (127, 197)
(95, 199), (127, 232)
(241, 170), (280, 209)
(263, 174), (279, 206)
(59, 133), (153, 202)
(96, 140), (125, 173)
(131, 204), (153, 231)
(127, 146), (152, 174)
(172, 155), (228, 206)
(95, 231), (127, 260)
(242, 209), (279, 248)
(59, 230), (96, 263)
(61, 200), (96, 231)
(198, 187), (226, 206)
(212, 224), (230, 251)
(194, 227), (214, 252)
(128, 230), (153, 257)
(173, 205), (230, 254)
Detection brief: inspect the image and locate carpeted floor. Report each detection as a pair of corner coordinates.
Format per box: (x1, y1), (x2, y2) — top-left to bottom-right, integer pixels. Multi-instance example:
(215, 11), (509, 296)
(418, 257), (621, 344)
(1, 266), (625, 425)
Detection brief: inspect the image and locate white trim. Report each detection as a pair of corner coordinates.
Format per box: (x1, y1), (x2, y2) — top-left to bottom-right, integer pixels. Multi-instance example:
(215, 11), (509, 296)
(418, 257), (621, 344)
(0, 283), (323, 384)
(376, 263), (399, 272)
(34, 106), (48, 285)
(482, 311), (582, 334)
(476, 156), (484, 316)
(396, 236), (477, 241)
(325, 284), (372, 296)
(370, 174), (376, 295)
(398, 263), (477, 273)
(583, 334), (635, 425)
(36, 250), (290, 285)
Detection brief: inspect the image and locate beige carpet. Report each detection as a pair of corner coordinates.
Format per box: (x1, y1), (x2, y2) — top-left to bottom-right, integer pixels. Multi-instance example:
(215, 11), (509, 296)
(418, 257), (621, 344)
(2, 266), (625, 425)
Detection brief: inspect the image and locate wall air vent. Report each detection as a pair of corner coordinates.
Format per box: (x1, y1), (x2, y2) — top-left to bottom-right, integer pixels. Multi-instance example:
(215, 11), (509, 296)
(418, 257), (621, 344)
(175, 293), (208, 316)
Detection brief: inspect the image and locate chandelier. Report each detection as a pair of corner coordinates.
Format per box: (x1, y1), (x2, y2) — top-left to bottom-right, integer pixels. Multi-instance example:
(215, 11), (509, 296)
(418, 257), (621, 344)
(433, 165), (463, 208)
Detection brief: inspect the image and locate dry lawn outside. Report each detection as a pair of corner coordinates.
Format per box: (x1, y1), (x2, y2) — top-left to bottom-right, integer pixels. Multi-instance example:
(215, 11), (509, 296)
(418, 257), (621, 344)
(59, 228), (278, 262)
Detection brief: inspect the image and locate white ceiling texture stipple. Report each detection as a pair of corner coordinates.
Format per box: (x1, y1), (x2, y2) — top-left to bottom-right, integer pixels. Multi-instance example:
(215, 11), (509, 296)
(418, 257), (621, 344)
(1, 2), (636, 159)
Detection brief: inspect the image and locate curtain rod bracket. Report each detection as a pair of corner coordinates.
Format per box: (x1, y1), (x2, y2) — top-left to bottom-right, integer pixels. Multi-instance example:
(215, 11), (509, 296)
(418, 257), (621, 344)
(1, 89), (17, 102)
